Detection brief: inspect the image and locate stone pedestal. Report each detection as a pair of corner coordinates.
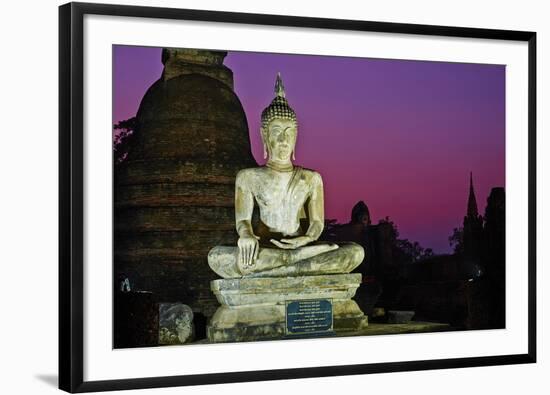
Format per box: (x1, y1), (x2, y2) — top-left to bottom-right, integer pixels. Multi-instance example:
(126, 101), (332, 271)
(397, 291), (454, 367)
(207, 273), (368, 343)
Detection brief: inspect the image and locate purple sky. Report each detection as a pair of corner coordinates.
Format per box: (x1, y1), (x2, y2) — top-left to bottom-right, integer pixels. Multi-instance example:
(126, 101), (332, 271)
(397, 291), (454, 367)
(113, 45), (505, 254)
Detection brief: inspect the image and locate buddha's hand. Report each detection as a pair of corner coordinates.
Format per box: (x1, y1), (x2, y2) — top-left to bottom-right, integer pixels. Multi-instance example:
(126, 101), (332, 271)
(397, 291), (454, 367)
(237, 235), (260, 268)
(270, 236), (313, 250)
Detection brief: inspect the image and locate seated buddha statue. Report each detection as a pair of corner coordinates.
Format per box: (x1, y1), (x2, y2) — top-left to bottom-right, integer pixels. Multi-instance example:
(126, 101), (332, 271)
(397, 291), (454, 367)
(208, 73), (364, 279)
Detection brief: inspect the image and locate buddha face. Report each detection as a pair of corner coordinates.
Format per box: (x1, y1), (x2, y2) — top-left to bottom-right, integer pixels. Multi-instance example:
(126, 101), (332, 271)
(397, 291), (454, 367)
(262, 118), (297, 162)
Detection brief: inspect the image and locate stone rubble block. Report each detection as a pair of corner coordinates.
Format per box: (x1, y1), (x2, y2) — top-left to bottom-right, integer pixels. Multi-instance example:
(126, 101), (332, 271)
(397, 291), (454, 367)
(159, 303), (194, 345)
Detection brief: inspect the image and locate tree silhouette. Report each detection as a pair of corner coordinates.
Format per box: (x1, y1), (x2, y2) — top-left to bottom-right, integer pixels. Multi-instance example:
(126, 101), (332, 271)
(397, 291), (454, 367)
(378, 216), (433, 263)
(448, 226), (464, 254)
(113, 117), (137, 164)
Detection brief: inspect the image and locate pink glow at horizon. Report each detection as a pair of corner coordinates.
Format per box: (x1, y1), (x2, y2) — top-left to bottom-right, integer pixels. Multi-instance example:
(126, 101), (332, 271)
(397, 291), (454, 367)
(113, 46), (505, 254)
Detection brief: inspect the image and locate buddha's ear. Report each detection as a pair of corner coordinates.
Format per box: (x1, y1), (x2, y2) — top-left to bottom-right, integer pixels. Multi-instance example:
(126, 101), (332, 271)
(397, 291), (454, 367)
(292, 123), (298, 160)
(260, 127), (268, 159)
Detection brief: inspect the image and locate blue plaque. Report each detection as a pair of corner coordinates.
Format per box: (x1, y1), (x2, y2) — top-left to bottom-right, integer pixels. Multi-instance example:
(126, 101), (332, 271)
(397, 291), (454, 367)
(285, 299), (334, 336)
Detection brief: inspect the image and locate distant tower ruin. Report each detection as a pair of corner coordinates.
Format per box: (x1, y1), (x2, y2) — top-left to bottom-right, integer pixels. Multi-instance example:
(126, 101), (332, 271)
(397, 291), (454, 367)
(484, 187), (506, 327)
(484, 187), (505, 274)
(351, 201), (372, 226)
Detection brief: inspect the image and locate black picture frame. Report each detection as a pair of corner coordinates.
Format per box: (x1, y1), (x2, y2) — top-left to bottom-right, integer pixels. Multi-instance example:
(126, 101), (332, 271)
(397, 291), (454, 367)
(59, 2), (537, 392)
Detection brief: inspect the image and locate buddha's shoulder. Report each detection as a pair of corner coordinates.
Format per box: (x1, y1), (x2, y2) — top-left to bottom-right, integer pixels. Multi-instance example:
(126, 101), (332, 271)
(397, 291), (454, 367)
(236, 167), (264, 176)
(297, 167), (323, 183)
(235, 167), (265, 182)
(236, 166), (322, 182)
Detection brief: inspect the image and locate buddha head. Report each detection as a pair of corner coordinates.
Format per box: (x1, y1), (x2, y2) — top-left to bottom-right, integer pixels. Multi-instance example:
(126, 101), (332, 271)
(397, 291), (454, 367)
(260, 73), (298, 163)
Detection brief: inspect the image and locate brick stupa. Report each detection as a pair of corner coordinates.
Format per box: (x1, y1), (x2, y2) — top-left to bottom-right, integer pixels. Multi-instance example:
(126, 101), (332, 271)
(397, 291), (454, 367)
(114, 48), (257, 317)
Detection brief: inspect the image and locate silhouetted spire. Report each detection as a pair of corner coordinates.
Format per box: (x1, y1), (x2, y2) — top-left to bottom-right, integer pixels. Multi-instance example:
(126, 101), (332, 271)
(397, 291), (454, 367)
(463, 172), (484, 262)
(467, 172), (479, 217)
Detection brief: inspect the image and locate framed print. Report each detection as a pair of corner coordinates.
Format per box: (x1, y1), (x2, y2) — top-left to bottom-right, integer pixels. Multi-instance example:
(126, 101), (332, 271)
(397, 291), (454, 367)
(59, 1), (537, 392)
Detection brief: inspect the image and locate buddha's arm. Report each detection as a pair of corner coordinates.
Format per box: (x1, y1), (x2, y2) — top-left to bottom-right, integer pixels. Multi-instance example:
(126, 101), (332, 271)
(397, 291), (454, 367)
(234, 171), (256, 238)
(305, 172), (325, 241)
(234, 171), (260, 270)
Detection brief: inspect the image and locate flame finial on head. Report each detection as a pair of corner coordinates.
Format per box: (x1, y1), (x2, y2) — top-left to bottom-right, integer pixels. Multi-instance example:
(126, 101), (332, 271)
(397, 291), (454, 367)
(274, 71), (286, 98)
(261, 72), (297, 129)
